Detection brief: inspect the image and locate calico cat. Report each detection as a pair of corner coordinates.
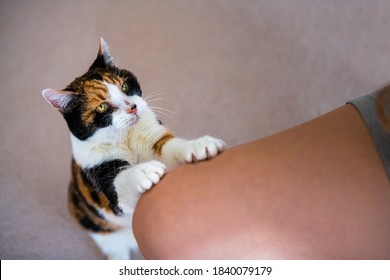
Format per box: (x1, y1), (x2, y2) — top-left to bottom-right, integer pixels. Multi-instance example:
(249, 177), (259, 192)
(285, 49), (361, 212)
(42, 38), (225, 259)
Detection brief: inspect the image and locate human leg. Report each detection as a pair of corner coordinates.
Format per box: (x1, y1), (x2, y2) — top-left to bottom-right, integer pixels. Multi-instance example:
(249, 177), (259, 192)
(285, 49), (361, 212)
(133, 105), (390, 259)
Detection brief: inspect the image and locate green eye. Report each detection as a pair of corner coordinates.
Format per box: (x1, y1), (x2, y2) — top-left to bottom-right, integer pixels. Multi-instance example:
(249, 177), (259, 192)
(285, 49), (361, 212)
(95, 102), (109, 113)
(121, 83), (129, 93)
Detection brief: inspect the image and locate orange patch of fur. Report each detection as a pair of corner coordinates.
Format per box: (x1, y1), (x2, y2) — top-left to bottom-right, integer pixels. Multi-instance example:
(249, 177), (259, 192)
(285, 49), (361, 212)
(68, 160), (121, 233)
(153, 133), (174, 155)
(79, 75), (126, 124)
(102, 72), (123, 87)
(81, 80), (108, 124)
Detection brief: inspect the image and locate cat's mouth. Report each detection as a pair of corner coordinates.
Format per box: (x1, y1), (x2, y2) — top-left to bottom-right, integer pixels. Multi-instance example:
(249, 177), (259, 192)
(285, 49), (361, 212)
(114, 111), (141, 130)
(125, 104), (140, 126)
(117, 100), (146, 129)
(127, 113), (139, 126)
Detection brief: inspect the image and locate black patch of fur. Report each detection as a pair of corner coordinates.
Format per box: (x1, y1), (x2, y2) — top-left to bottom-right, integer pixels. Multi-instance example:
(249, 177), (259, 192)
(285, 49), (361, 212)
(120, 69), (142, 97)
(79, 216), (111, 233)
(89, 53), (109, 70)
(69, 178), (113, 233)
(63, 100), (101, 140)
(81, 159), (130, 215)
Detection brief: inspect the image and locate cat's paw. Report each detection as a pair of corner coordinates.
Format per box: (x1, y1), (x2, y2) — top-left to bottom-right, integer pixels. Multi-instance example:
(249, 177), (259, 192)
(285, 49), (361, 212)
(184, 135), (225, 163)
(131, 160), (166, 192)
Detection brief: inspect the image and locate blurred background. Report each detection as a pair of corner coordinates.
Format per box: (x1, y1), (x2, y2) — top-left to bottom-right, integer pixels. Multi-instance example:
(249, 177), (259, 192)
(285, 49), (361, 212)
(1, 0), (390, 259)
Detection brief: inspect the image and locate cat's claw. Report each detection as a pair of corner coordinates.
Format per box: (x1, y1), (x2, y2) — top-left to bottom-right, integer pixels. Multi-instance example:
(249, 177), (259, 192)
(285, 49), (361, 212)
(184, 135), (225, 163)
(132, 160), (166, 192)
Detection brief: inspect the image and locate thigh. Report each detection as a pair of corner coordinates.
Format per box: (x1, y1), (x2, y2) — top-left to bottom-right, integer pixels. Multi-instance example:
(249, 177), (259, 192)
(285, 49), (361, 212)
(133, 105), (390, 259)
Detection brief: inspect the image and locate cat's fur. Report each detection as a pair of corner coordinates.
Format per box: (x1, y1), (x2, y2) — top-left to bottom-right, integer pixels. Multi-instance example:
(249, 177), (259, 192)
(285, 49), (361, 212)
(42, 38), (225, 259)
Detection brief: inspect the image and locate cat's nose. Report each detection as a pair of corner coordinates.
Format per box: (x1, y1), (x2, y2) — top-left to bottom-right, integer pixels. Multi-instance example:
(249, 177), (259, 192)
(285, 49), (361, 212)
(127, 104), (137, 114)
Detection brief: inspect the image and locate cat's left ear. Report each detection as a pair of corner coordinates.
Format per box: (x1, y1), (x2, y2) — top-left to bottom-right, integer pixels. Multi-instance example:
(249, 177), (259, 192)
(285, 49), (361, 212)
(42, 89), (76, 113)
(89, 37), (116, 70)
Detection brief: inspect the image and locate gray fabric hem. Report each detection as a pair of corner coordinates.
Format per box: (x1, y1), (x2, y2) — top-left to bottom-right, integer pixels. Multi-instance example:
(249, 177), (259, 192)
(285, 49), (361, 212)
(347, 92), (390, 180)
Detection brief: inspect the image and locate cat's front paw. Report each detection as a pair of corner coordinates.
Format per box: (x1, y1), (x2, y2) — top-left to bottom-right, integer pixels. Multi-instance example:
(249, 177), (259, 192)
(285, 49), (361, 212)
(131, 160), (166, 192)
(184, 135), (225, 163)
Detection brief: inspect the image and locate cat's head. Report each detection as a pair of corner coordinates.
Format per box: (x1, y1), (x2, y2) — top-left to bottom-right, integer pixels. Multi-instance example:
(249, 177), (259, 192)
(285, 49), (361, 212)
(42, 38), (146, 141)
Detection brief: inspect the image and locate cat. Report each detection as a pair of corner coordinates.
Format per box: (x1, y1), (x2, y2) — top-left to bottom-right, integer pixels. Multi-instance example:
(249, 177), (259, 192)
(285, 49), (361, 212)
(41, 38), (225, 259)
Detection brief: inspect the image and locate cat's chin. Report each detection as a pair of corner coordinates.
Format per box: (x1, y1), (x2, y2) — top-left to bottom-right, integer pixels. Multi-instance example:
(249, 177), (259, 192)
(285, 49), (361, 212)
(130, 112), (142, 125)
(128, 116), (140, 127)
(114, 113), (141, 130)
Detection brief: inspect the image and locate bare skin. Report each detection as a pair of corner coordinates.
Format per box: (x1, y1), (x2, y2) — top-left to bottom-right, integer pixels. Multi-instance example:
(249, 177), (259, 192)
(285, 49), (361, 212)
(133, 105), (390, 259)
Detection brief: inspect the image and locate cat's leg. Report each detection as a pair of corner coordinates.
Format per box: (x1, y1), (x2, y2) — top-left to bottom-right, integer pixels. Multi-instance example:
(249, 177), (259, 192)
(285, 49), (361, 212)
(114, 160), (166, 214)
(90, 228), (141, 260)
(90, 161), (165, 260)
(160, 136), (226, 168)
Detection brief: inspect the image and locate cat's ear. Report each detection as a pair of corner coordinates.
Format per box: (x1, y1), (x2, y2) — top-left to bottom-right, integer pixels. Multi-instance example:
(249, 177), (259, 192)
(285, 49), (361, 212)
(42, 89), (75, 113)
(89, 37), (115, 70)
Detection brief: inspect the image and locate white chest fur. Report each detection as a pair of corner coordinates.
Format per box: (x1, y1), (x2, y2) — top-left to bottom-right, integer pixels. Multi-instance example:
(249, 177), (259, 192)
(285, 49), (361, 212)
(70, 108), (167, 168)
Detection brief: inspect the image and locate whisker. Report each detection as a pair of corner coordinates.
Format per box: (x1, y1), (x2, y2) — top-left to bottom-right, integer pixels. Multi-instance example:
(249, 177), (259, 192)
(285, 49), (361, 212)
(146, 97), (167, 103)
(149, 106), (181, 117)
(144, 91), (167, 103)
(144, 89), (181, 119)
(151, 111), (171, 119)
(147, 89), (167, 96)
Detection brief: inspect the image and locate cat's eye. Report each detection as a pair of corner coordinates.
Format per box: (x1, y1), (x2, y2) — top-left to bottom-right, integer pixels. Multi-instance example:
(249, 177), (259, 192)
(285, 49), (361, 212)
(95, 102), (109, 113)
(121, 83), (129, 93)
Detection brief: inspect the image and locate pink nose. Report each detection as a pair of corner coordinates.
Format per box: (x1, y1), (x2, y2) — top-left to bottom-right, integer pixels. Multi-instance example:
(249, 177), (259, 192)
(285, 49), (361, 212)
(127, 104), (137, 114)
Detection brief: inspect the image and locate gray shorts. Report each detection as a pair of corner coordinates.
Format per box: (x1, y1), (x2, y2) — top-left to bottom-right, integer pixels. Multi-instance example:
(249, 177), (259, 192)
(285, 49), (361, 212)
(348, 92), (390, 179)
